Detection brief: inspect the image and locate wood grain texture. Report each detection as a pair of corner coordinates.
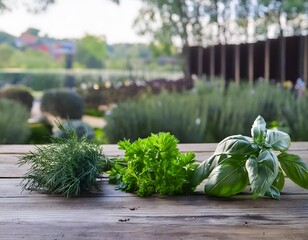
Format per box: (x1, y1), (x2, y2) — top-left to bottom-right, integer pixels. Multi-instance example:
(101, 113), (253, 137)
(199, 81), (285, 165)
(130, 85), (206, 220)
(0, 142), (306, 154)
(0, 144), (307, 240)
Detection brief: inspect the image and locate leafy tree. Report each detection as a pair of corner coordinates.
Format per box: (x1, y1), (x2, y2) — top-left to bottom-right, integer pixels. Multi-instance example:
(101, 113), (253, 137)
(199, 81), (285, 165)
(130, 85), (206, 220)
(149, 42), (176, 58)
(133, 0), (207, 79)
(257, 0), (308, 37)
(0, 43), (63, 68)
(0, 0), (9, 11)
(106, 43), (154, 70)
(0, 43), (14, 66)
(75, 34), (107, 69)
(12, 48), (63, 68)
(25, 27), (40, 36)
(234, 0), (259, 42)
(0, 0), (120, 13)
(0, 0), (56, 12)
(0, 31), (16, 47)
(256, 0), (308, 82)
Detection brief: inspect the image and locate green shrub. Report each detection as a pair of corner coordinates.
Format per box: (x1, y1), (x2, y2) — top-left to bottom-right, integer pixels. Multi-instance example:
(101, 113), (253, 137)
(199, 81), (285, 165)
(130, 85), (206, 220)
(104, 82), (300, 143)
(40, 89), (84, 119)
(0, 99), (30, 144)
(20, 74), (65, 91)
(28, 122), (53, 144)
(54, 120), (94, 140)
(93, 128), (108, 144)
(0, 85), (34, 111)
(84, 107), (105, 117)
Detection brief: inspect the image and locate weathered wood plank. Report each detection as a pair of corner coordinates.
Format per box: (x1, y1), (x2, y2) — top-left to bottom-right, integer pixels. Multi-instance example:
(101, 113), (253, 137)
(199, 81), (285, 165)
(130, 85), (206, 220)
(0, 154), (29, 178)
(0, 178), (307, 198)
(0, 222), (307, 240)
(1, 151), (307, 178)
(0, 142), (307, 154)
(1, 150), (307, 164)
(0, 144), (125, 157)
(0, 181), (307, 240)
(1, 143), (308, 178)
(0, 143), (308, 240)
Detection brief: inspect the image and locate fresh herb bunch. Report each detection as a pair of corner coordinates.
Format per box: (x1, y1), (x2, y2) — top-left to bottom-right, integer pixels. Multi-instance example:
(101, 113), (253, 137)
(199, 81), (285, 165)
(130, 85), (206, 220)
(19, 124), (112, 197)
(191, 115), (308, 200)
(108, 132), (198, 197)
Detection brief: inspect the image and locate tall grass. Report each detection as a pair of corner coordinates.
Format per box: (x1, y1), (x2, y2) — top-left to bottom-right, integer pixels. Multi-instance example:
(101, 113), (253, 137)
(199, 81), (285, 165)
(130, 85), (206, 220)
(104, 81), (306, 143)
(282, 96), (308, 141)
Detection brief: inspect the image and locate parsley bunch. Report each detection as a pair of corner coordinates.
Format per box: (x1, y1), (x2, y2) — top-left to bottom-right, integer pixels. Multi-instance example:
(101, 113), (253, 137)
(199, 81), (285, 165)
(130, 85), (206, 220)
(19, 125), (112, 197)
(108, 132), (198, 197)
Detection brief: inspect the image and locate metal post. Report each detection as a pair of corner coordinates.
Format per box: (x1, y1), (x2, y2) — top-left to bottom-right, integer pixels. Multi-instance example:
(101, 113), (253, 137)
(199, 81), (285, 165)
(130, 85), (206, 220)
(264, 39), (270, 82)
(235, 44), (240, 85)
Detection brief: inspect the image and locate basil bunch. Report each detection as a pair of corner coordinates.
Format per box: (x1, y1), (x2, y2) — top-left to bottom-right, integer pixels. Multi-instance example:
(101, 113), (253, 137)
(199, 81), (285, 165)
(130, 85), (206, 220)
(191, 115), (308, 200)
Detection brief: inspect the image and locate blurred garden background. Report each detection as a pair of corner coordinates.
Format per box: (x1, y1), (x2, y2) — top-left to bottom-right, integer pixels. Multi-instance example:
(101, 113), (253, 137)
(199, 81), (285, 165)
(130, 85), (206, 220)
(0, 0), (307, 144)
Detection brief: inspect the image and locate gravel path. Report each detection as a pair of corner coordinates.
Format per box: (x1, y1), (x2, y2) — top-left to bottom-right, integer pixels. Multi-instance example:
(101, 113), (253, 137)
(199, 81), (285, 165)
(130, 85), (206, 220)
(30, 99), (106, 128)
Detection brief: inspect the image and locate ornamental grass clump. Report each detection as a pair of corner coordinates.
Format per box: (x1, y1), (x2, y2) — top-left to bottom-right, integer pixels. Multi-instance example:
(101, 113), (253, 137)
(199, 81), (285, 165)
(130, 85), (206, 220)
(19, 124), (112, 197)
(190, 115), (308, 200)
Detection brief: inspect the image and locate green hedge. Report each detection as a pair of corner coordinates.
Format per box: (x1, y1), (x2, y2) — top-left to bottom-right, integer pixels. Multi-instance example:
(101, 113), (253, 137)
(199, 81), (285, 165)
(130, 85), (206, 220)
(0, 99), (30, 144)
(0, 71), (144, 91)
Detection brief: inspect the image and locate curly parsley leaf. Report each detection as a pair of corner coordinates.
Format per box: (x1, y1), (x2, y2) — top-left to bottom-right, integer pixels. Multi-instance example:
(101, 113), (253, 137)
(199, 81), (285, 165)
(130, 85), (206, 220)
(108, 132), (198, 197)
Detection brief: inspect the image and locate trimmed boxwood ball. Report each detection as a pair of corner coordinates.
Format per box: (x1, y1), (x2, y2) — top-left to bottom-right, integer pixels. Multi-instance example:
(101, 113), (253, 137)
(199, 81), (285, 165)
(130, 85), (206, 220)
(0, 85), (34, 111)
(0, 99), (30, 144)
(41, 89), (84, 119)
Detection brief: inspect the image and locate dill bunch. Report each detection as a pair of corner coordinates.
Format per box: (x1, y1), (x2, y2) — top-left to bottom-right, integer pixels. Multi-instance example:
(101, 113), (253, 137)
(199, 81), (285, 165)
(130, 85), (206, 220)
(19, 125), (112, 197)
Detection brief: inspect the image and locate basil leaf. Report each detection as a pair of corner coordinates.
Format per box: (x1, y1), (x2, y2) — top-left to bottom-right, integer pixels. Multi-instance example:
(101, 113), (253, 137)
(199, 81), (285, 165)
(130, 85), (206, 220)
(190, 155), (216, 187)
(204, 159), (248, 197)
(272, 168), (285, 192)
(245, 156), (258, 184)
(278, 152), (308, 189)
(266, 129), (291, 152)
(258, 149), (279, 173)
(245, 150), (279, 198)
(214, 135), (258, 155)
(190, 154), (229, 187)
(251, 115), (267, 144)
(217, 154), (248, 165)
(265, 185), (281, 200)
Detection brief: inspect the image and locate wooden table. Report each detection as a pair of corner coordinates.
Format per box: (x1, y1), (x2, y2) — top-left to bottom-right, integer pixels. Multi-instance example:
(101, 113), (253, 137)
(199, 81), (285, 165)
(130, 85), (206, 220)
(0, 143), (308, 240)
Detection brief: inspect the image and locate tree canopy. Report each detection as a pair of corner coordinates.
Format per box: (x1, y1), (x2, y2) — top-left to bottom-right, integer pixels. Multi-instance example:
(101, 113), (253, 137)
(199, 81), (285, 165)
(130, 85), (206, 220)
(2, 0), (306, 47)
(75, 34), (107, 69)
(132, 0), (308, 48)
(0, 0), (120, 12)
(0, 0), (56, 12)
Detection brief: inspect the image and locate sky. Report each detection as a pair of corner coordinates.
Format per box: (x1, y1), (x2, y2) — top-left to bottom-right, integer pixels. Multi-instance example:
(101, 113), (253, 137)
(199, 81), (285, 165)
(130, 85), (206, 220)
(0, 0), (149, 44)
